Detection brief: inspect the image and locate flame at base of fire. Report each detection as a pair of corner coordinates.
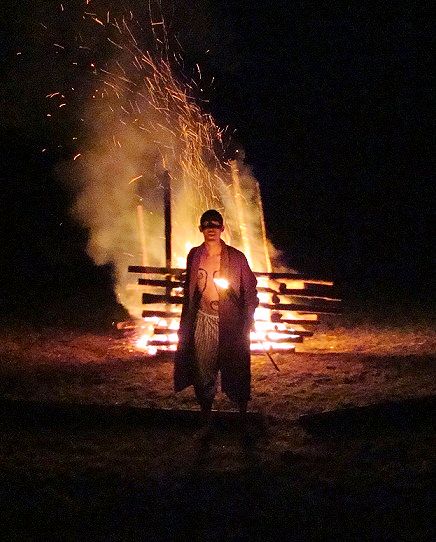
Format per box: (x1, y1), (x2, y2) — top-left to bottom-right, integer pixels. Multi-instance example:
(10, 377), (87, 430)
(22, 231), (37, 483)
(134, 316), (303, 356)
(126, 274), (331, 356)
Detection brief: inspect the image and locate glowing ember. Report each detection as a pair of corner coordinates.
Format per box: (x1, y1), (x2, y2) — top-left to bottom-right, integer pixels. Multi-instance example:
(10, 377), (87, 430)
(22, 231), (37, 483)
(135, 335), (150, 350)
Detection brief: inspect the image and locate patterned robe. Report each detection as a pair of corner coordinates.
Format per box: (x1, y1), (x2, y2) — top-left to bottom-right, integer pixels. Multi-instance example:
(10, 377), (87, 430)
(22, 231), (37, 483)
(174, 240), (259, 402)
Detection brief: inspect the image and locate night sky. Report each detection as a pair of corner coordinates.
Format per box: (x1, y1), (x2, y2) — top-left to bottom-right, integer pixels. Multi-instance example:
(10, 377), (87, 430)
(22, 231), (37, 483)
(0, 1), (433, 320)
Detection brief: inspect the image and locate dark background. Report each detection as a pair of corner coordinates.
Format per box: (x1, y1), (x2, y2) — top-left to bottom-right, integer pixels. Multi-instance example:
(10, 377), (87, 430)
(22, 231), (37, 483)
(0, 1), (433, 321)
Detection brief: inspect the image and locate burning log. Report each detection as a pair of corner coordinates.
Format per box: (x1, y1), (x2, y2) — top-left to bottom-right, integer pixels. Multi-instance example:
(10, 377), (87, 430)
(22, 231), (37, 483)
(126, 265), (340, 355)
(260, 302), (341, 314)
(138, 279), (183, 288)
(128, 266), (184, 276)
(142, 293), (183, 304)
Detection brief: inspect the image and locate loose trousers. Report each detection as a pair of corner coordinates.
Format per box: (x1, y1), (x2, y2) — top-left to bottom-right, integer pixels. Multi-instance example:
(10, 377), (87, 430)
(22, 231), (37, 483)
(193, 309), (219, 406)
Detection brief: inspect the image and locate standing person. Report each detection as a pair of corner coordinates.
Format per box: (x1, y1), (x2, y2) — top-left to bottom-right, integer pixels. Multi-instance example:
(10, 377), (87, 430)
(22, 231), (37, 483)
(174, 209), (259, 435)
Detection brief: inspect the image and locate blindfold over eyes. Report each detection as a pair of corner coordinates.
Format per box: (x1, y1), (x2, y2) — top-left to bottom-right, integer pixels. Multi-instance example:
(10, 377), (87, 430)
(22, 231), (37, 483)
(200, 221), (222, 229)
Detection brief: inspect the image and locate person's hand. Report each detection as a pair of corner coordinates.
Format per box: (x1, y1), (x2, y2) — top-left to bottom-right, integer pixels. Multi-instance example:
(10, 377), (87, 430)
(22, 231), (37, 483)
(243, 319), (255, 336)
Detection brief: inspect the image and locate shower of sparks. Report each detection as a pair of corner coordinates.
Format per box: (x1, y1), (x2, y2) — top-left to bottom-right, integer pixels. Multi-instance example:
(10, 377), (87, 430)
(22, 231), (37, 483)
(17, 0), (336, 358)
(41, 2), (229, 214)
(34, 0), (278, 322)
(129, 175), (143, 184)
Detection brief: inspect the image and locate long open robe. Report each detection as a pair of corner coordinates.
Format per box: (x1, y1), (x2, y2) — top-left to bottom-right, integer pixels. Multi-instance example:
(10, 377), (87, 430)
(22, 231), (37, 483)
(174, 240), (259, 402)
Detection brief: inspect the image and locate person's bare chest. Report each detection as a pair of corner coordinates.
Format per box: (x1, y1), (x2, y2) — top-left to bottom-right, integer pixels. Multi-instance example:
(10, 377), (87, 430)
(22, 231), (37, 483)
(197, 252), (221, 313)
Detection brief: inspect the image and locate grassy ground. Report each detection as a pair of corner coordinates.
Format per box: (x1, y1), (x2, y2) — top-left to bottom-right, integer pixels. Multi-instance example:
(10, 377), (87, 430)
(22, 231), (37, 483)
(0, 315), (434, 540)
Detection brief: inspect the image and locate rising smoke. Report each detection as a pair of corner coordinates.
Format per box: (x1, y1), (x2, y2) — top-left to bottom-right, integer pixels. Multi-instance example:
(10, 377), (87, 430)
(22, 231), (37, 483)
(18, 1), (288, 318)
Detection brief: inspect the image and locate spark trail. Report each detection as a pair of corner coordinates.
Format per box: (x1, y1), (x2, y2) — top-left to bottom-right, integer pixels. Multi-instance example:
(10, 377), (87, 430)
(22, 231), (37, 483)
(36, 1), (276, 317)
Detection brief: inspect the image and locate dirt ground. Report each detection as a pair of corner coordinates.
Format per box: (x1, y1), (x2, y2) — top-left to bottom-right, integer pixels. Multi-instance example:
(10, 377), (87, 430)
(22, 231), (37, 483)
(0, 320), (434, 416)
(0, 320), (434, 540)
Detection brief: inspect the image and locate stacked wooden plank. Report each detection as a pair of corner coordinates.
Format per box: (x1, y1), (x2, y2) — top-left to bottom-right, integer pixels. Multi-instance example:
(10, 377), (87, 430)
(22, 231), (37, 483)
(126, 265), (341, 354)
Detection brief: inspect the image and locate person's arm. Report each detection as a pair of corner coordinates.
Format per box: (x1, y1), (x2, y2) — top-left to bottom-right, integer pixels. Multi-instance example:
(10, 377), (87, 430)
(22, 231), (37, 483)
(240, 254), (259, 330)
(179, 248), (194, 328)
